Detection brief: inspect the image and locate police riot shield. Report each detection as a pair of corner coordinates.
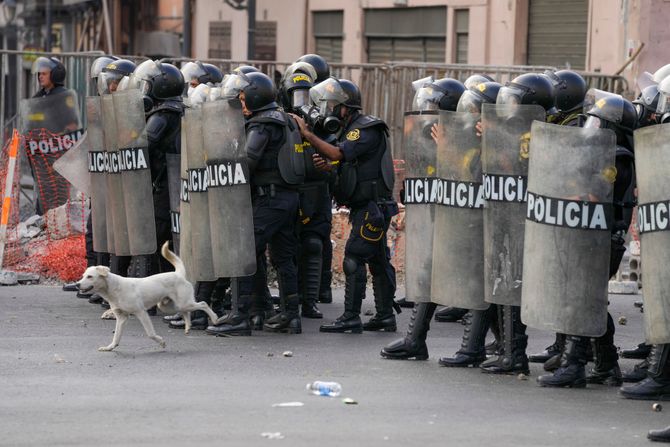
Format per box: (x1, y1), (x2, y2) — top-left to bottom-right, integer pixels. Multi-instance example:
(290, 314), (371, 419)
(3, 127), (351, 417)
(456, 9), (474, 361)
(635, 124), (670, 343)
(179, 120), (193, 280)
(52, 130), (90, 195)
(101, 95), (126, 255)
(402, 111), (439, 303)
(112, 89), (156, 256)
(85, 97), (108, 253)
(166, 153), (181, 254)
(20, 90), (84, 212)
(184, 107), (216, 281)
(430, 111), (487, 310)
(520, 122), (615, 337)
(202, 100), (256, 278)
(481, 103), (546, 306)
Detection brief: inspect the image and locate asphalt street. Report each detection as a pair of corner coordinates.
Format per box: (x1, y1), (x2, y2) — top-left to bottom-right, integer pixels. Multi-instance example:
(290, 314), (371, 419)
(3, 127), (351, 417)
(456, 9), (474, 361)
(0, 285), (664, 446)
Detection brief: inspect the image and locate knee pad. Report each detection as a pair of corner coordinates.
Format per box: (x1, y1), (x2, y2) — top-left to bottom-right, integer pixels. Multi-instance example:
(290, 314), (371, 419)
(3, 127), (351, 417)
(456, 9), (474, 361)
(302, 235), (323, 256)
(343, 256), (361, 276)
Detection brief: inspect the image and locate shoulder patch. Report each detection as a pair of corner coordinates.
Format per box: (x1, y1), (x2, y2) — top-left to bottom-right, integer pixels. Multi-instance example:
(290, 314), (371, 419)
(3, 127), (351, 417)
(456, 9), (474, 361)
(346, 129), (360, 141)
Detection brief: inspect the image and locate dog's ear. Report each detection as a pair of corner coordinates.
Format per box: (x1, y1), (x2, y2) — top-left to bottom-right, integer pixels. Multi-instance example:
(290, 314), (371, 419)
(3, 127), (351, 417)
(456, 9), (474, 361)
(95, 266), (110, 277)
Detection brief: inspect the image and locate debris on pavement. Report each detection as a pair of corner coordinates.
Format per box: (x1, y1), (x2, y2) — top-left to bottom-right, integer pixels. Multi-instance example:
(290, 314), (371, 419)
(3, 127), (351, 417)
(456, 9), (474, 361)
(271, 402), (304, 408)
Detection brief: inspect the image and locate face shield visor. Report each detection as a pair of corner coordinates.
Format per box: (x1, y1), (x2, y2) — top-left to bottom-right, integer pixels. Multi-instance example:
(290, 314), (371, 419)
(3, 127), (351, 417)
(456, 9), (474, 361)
(97, 70), (125, 95)
(309, 78), (349, 116)
(222, 73), (250, 99)
(291, 88), (310, 109)
(126, 60), (162, 91)
(412, 86), (442, 111)
(90, 57), (116, 81)
(283, 62), (317, 84)
(456, 89), (483, 114)
(583, 115), (604, 129)
(411, 76), (434, 92)
(656, 77), (670, 115)
(181, 61), (207, 86)
(496, 85), (524, 105)
(653, 64), (670, 84)
(31, 57), (58, 75)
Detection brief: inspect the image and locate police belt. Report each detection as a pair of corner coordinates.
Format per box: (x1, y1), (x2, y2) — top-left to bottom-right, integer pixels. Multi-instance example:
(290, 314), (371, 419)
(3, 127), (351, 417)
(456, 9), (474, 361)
(254, 183), (296, 198)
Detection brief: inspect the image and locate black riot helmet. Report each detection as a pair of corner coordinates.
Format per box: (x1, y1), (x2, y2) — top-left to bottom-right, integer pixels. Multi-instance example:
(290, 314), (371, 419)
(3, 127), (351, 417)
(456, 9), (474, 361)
(309, 77), (361, 132)
(98, 59), (136, 95)
(296, 54), (330, 83)
(634, 84), (660, 127)
(412, 77), (465, 112)
(544, 69), (587, 114)
(457, 81), (503, 113)
(497, 73), (557, 115)
(584, 88), (637, 148)
(134, 60), (184, 100)
(464, 74), (494, 90)
(233, 65), (259, 75)
(279, 62), (316, 112)
(181, 61), (223, 86)
(337, 79), (362, 109)
(32, 56), (66, 86)
(90, 56), (118, 81)
(240, 72), (279, 112)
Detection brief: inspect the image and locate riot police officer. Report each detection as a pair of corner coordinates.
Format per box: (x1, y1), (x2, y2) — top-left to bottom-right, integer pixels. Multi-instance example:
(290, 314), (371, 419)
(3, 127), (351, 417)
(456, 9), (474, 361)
(538, 91), (637, 388)
(32, 57), (68, 98)
(277, 61), (332, 320)
(480, 72), (558, 375)
(381, 77), (469, 357)
(206, 72), (302, 336)
(528, 69), (588, 370)
(291, 78), (398, 334)
(126, 61), (185, 280)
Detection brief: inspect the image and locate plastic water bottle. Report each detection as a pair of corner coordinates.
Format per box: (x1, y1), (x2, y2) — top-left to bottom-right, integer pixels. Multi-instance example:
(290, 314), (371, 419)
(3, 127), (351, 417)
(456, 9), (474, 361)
(306, 381), (342, 397)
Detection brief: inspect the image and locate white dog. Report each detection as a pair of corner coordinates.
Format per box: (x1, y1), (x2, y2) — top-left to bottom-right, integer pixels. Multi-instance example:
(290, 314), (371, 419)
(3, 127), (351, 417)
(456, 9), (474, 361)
(77, 242), (222, 351)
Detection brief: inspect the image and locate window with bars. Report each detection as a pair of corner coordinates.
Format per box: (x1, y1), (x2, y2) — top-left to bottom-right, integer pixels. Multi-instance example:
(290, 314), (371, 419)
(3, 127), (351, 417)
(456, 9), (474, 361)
(208, 21), (231, 59)
(454, 9), (469, 64)
(313, 11), (343, 62)
(364, 7), (447, 63)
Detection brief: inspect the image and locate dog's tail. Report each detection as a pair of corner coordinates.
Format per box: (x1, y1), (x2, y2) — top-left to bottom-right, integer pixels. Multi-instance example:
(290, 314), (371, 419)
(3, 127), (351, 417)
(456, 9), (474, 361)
(160, 241), (185, 277)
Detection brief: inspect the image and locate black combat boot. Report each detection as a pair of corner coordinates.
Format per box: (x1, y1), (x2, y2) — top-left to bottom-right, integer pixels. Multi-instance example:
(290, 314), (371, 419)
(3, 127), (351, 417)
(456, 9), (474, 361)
(537, 335), (589, 388)
(480, 305), (529, 375)
(586, 313), (622, 386)
(127, 254), (154, 278)
(250, 289), (275, 331)
(170, 281), (215, 330)
(320, 259), (365, 334)
(363, 274), (397, 332)
(529, 333), (566, 363)
(206, 294), (252, 336)
(622, 357), (650, 383)
(318, 289), (333, 304)
(380, 302), (437, 360)
(621, 341), (652, 360)
(620, 344), (670, 400)
(434, 306), (468, 323)
(300, 239), (324, 319)
(264, 294), (302, 334)
(648, 426), (670, 443)
(439, 306), (494, 367)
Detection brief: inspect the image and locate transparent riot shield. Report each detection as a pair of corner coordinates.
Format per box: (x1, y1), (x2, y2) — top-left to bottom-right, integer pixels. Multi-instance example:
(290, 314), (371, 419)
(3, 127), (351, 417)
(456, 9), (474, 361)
(52, 131), (90, 195)
(101, 94), (126, 255)
(179, 119), (193, 281)
(202, 100), (256, 278)
(635, 124), (670, 343)
(85, 96), (108, 253)
(481, 103), (546, 306)
(430, 111), (487, 309)
(166, 153), (181, 255)
(112, 89), (156, 256)
(20, 90), (84, 212)
(402, 111), (439, 303)
(184, 107), (216, 281)
(521, 121), (615, 337)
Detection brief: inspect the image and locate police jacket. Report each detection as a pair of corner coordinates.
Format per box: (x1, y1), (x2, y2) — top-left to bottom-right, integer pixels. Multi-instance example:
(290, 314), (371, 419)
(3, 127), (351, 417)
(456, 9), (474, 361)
(146, 99), (184, 184)
(245, 108), (298, 189)
(334, 111), (394, 208)
(32, 85), (68, 98)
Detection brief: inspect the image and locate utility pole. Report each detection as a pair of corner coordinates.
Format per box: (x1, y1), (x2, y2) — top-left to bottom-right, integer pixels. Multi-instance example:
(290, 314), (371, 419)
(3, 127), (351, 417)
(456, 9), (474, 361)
(224, 0), (256, 60)
(45, 0), (52, 52)
(183, 0), (191, 57)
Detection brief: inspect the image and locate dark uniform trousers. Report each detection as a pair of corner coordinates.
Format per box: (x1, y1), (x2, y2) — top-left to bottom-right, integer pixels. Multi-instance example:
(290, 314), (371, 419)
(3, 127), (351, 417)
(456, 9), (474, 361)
(239, 188), (300, 297)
